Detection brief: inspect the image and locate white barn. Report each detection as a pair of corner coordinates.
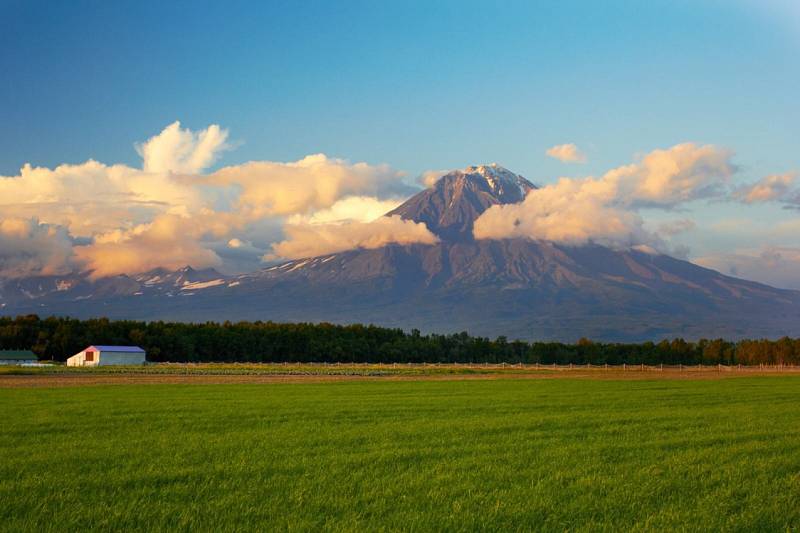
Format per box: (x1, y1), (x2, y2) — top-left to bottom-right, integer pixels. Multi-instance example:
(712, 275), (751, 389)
(67, 345), (146, 367)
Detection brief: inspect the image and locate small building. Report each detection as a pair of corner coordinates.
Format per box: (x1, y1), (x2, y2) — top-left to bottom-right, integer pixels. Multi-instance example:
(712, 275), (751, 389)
(67, 345), (146, 367)
(0, 350), (38, 365)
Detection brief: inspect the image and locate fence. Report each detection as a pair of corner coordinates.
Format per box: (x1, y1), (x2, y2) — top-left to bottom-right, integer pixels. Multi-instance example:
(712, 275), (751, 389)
(157, 361), (800, 372)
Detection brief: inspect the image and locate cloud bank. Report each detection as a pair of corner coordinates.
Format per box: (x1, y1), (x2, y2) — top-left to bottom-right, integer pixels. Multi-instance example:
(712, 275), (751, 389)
(3, 122), (797, 292)
(0, 122), (424, 277)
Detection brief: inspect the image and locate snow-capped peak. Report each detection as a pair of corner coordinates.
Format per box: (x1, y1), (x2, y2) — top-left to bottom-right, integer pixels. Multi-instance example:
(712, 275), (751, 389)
(463, 163), (532, 196)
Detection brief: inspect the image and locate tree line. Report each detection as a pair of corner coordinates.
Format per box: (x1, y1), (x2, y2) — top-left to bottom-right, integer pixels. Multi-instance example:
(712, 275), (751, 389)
(2, 315), (800, 365)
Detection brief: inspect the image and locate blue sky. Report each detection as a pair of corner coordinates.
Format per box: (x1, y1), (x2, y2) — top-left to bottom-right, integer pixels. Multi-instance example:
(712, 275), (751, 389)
(1, 0), (799, 286)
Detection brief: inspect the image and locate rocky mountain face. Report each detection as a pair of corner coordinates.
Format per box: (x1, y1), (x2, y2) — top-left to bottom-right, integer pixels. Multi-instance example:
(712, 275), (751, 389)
(2, 164), (799, 342)
(387, 164), (536, 240)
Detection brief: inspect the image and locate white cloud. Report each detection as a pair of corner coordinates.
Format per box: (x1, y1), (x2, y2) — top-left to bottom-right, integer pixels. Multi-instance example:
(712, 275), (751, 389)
(267, 215), (438, 260)
(295, 196), (403, 225)
(546, 143), (586, 163)
(694, 246), (800, 290)
(136, 121), (230, 174)
(474, 143), (733, 249)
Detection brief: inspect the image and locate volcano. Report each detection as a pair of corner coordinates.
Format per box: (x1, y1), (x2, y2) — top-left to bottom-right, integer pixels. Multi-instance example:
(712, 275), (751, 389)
(2, 164), (799, 342)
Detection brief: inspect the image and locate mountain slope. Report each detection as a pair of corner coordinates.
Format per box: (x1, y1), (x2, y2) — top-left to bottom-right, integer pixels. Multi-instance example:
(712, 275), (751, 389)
(2, 164), (799, 342)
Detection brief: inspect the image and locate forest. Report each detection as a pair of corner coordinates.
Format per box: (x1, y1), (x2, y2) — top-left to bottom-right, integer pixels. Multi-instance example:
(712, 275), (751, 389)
(1, 315), (799, 366)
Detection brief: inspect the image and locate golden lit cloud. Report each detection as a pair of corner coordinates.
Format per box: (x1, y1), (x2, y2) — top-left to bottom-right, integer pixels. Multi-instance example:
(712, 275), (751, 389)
(474, 143), (734, 248)
(207, 154), (410, 218)
(267, 215), (438, 260)
(546, 143), (586, 163)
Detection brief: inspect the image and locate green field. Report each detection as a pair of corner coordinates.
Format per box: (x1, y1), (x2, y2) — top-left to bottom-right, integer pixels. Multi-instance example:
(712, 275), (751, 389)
(3, 378), (800, 531)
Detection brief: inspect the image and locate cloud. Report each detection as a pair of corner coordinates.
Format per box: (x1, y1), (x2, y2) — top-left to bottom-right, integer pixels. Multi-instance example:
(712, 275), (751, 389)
(208, 154), (414, 218)
(295, 196), (403, 225)
(473, 177), (659, 249)
(74, 210), (244, 278)
(0, 122), (420, 278)
(0, 123), (759, 281)
(0, 159), (205, 238)
(267, 215), (438, 260)
(474, 143), (733, 249)
(733, 172), (797, 204)
(418, 169), (449, 188)
(657, 219), (696, 237)
(610, 143), (735, 207)
(0, 218), (75, 278)
(546, 143), (586, 163)
(694, 247), (800, 290)
(136, 121), (230, 174)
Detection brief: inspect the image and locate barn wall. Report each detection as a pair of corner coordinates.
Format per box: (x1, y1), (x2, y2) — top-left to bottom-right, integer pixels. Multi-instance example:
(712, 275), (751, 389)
(67, 351), (85, 366)
(67, 350), (100, 367)
(97, 352), (146, 366)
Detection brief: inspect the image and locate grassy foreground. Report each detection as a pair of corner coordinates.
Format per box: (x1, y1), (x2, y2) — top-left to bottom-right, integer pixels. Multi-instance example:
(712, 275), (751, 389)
(2, 378), (800, 531)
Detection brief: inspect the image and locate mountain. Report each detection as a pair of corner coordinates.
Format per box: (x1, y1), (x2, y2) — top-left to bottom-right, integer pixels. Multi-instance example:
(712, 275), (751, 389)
(387, 164), (536, 240)
(2, 164), (799, 342)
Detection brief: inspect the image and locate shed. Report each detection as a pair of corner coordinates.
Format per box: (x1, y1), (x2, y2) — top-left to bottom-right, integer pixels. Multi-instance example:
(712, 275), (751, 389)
(0, 350), (38, 365)
(67, 346), (146, 367)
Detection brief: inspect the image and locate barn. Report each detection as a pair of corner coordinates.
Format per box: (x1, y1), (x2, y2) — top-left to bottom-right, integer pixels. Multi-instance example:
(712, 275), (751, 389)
(67, 346), (146, 367)
(0, 350), (38, 365)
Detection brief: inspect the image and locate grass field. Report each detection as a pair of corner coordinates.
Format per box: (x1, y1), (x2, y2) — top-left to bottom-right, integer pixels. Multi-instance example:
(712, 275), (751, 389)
(3, 377), (800, 531)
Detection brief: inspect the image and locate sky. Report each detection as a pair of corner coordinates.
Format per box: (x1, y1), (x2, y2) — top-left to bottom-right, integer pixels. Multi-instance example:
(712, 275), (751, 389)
(1, 0), (799, 287)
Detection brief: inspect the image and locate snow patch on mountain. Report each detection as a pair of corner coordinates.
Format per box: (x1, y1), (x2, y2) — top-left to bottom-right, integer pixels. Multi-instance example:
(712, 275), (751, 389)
(181, 279), (226, 290)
